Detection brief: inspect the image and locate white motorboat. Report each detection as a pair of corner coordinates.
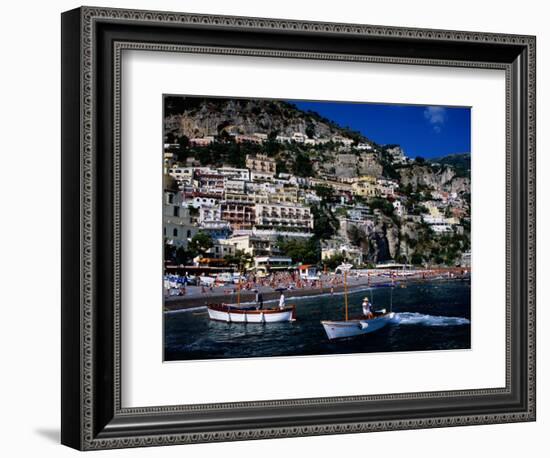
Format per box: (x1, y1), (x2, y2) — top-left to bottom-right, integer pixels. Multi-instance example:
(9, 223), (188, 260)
(322, 311), (397, 340)
(321, 270), (397, 340)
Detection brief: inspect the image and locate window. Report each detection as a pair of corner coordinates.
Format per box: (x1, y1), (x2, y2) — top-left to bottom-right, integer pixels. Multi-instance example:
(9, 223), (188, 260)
(168, 193), (174, 204)
(187, 230), (191, 238)
(173, 228), (178, 237)
(174, 206), (179, 217)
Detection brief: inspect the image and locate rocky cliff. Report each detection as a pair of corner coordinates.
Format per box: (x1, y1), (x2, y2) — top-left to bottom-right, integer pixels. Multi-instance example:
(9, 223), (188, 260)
(164, 97), (366, 141)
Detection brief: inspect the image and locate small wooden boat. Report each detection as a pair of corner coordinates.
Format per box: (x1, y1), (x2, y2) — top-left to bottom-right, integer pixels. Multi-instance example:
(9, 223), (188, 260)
(321, 270), (396, 340)
(206, 271), (295, 323)
(207, 303), (296, 323)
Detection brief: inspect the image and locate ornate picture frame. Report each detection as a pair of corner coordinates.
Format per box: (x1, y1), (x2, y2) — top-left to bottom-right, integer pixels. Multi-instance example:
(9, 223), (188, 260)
(61, 6), (536, 450)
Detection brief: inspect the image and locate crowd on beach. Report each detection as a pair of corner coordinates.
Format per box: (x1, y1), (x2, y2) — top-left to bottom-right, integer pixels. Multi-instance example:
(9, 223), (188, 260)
(164, 267), (470, 299)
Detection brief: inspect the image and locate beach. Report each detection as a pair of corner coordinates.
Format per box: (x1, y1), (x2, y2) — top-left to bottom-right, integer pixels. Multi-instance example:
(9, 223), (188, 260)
(164, 268), (470, 311)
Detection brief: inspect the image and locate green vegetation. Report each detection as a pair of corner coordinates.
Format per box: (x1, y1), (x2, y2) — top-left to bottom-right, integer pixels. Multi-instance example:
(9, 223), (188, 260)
(224, 249), (253, 271)
(323, 254), (347, 270)
(368, 197), (394, 217)
(164, 244), (195, 266)
(277, 237), (320, 264)
(432, 153), (471, 178)
(292, 152), (314, 177)
(405, 225), (470, 267)
(188, 232), (213, 257)
(310, 204), (339, 240)
(313, 184), (337, 204)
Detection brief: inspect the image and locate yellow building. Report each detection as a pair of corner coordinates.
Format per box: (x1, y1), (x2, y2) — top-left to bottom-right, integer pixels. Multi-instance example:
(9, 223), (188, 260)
(246, 153), (276, 175)
(351, 176), (378, 197)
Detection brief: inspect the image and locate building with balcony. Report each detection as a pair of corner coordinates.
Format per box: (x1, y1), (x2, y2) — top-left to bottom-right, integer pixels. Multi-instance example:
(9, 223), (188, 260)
(246, 153), (276, 175)
(255, 203), (314, 230)
(229, 234), (274, 257)
(220, 199), (256, 230)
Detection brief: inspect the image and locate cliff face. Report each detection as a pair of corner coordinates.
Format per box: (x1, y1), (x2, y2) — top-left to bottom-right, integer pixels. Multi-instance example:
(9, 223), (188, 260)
(399, 165), (455, 190)
(165, 98), (358, 140)
(363, 216), (400, 263)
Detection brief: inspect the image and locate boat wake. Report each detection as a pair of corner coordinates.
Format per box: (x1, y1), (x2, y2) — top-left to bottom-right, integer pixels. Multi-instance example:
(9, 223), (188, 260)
(394, 312), (470, 327)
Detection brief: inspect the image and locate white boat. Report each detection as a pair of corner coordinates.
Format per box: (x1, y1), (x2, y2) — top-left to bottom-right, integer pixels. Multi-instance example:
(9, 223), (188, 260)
(322, 311), (397, 340)
(320, 270), (397, 340)
(207, 304), (296, 323)
(199, 275), (216, 286)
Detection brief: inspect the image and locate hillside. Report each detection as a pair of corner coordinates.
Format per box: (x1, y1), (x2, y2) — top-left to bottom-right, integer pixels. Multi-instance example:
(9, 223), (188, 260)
(164, 96), (385, 179)
(432, 153), (471, 178)
(164, 96), (370, 143)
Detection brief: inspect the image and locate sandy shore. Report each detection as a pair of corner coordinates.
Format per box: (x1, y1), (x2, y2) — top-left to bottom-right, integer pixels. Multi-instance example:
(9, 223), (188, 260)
(164, 271), (470, 311)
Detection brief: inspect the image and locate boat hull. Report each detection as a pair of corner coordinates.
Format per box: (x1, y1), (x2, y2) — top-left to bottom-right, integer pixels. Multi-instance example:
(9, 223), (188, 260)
(207, 304), (295, 323)
(321, 312), (396, 340)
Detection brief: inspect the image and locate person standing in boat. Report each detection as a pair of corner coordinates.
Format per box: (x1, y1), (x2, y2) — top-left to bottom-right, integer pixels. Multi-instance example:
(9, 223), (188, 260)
(278, 292), (286, 310)
(362, 297), (373, 319)
(256, 291), (264, 310)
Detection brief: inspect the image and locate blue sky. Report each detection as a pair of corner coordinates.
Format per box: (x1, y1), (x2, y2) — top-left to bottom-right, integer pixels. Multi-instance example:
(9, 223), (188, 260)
(290, 100), (471, 159)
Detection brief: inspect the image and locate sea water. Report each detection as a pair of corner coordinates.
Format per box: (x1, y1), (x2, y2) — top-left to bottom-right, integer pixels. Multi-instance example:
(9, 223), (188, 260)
(164, 280), (471, 361)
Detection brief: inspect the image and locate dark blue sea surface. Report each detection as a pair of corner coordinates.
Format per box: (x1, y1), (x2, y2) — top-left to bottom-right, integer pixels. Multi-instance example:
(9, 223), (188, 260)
(164, 280), (471, 361)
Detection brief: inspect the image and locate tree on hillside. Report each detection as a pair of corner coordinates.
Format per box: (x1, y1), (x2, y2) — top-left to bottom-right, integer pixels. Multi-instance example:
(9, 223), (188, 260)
(368, 197), (394, 217)
(188, 232), (213, 257)
(323, 253), (347, 270)
(224, 249), (253, 271)
(292, 153), (314, 177)
(277, 237), (320, 264)
(310, 204), (339, 240)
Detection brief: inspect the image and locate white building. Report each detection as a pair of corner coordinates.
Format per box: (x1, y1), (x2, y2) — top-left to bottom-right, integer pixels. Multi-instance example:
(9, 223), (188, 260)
(431, 224), (453, 234)
(392, 200), (404, 217)
(275, 135), (292, 143)
(208, 239), (236, 259)
(229, 234), (274, 257)
(376, 178), (399, 197)
(255, 203), (314, 230)
(198, 205), (221, 224)
(217, 167), (250, 181)
(251, 170), (276, 182)
(254, 256), (293, 270)
(292, 132), (307, 143)
(356, 143), (373, 151)
(224, 179), (246, 194)
(163, 191), (198, 248)
(190, 194), (220, 208)
(169, 166), (213, 184)
(332, 135), (354, 147)
(189, 136), (215, 147)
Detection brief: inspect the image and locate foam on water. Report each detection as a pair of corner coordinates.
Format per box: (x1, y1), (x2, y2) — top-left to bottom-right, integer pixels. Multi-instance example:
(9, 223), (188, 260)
(395, 312), (470, 326)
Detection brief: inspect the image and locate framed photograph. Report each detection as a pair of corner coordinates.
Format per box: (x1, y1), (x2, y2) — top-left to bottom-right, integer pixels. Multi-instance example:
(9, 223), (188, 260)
(61, 6), (536, 450)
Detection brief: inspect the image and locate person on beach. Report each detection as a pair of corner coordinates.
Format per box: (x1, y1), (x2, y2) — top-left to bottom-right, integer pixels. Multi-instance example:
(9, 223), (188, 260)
(362, 297), (373, 319)
(278, 292), (286, 310)
(256, 291), (264, 310)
